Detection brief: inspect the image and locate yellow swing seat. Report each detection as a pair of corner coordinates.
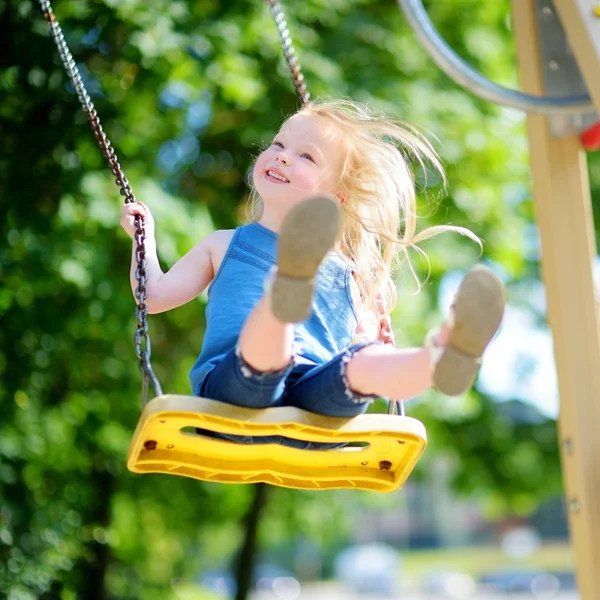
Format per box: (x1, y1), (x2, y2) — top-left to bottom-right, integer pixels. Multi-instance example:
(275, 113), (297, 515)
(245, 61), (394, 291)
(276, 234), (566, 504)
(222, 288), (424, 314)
(127, 395), (427, 492)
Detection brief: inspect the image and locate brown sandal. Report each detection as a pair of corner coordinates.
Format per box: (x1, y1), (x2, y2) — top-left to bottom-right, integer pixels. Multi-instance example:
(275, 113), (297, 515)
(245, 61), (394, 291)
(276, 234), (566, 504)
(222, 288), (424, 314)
(271, 196), (341, 323)
(432, 265), (505, 396)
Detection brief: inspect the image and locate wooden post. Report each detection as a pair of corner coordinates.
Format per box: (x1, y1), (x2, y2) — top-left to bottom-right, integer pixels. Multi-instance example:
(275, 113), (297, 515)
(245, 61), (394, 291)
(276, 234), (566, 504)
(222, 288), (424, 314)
(511, 2), (600, 599)
(553, 0), (600, 113)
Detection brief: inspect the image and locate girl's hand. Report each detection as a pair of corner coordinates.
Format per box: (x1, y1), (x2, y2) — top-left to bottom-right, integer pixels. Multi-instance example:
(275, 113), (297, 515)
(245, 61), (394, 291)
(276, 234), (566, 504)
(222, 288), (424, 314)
(376, 294), (396, 346)
(120, 202), (155, 240)
(354, 311), (379, 344)
(378, 313), (396, 345)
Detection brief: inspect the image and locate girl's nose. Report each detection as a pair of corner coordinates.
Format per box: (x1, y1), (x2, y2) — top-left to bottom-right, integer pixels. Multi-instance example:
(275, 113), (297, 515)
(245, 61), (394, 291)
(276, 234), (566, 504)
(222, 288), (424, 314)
(276, 154), (290, 166)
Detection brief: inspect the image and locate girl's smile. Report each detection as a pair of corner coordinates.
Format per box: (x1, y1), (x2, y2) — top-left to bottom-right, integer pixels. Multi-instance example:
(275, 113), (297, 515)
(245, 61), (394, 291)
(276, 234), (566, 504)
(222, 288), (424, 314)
(264, 167), (289, 183)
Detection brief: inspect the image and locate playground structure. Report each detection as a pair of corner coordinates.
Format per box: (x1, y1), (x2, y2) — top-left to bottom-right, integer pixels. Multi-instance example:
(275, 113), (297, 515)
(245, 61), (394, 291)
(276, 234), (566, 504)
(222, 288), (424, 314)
(396, 0), (600, 597)
(40, 0), (600, 596)
(512, 3), (600, 599)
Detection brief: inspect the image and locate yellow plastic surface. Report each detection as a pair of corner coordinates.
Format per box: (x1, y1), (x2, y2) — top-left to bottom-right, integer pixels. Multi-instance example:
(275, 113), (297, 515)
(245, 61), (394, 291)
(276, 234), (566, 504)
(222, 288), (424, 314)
(127, 395), (427, 492)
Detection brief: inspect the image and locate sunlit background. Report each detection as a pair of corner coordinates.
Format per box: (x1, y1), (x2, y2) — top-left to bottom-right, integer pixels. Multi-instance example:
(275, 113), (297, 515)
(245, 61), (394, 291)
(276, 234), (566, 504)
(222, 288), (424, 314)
(3, 0), (600, 598)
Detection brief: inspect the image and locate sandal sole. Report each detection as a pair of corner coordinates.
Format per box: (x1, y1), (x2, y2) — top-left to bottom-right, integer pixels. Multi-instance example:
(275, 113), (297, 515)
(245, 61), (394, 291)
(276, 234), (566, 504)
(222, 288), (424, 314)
(433, 265), (505, 396)
(271, 196), (341, 322)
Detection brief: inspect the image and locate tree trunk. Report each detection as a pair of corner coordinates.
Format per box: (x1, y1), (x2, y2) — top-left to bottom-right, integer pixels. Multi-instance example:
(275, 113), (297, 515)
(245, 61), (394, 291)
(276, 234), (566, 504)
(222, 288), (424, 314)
(75, 468), (113, 600)
(234, 483), (269, 600)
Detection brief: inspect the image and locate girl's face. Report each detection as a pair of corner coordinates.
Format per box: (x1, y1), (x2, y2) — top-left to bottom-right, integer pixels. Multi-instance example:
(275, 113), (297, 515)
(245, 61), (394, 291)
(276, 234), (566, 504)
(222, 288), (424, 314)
(253, 114), (344, 210)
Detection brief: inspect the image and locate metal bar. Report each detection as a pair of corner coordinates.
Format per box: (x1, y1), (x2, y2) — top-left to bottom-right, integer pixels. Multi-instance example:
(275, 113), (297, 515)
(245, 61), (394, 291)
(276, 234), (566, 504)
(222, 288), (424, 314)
(535, 0), (597, 138)
(396, 0), (594, 116)
(387, 400), (406, 416)
(553, 0), (600, 115)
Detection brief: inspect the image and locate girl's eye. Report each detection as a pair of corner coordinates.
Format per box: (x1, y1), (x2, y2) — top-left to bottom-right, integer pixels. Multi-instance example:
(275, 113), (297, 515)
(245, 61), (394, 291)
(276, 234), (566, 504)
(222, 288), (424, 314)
(272, 141), (284, 148)
(301, 153), (314, 162)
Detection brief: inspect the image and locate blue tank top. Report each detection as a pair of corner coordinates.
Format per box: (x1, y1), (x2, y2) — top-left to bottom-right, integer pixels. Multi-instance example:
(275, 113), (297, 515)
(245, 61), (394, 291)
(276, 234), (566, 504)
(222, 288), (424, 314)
(189, 222), (359, 395)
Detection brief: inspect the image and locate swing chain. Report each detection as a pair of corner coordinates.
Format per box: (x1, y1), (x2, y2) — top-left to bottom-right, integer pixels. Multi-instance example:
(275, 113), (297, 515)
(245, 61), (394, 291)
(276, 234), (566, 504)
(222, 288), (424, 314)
(264, 0), (310, 105)
(387, 400), (405, 416)
(38, 0), (163, 403)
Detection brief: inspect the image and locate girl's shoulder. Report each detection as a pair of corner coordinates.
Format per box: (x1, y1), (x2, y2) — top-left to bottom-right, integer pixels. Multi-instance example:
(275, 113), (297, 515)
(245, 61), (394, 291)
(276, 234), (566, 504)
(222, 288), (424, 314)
(204, 222), (271, 264)
(204, 229), (236, 275)
(205, 228), (236, 251)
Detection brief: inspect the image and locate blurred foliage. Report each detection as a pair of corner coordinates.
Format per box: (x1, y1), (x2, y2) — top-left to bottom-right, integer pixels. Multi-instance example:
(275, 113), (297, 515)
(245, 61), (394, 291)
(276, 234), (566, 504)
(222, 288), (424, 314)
(2, 0), (599, 597)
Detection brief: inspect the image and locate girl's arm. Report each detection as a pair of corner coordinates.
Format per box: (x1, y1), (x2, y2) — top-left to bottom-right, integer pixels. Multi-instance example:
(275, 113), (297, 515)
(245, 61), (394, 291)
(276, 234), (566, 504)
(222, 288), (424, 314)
(121, 202), (217, 314)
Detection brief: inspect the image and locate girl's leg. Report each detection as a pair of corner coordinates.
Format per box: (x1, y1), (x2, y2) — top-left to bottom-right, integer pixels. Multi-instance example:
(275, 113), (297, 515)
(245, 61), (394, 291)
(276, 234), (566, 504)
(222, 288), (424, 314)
(237, 295), (295, 372)
(348, 265), (505, 399)
(289, 266), (505, 409)
(285, 342), (434, 420)
(345, 343), (434, 400)
(237, 196), (341, 372)
(284, 343), (381, 418)
(199, 345), (292, 409)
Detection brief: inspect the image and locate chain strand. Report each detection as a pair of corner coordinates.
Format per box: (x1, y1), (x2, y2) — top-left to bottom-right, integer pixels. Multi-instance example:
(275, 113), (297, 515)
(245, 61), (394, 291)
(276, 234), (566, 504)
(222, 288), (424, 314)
(264, 0), (310, 104)
(38, 0), (162, 401)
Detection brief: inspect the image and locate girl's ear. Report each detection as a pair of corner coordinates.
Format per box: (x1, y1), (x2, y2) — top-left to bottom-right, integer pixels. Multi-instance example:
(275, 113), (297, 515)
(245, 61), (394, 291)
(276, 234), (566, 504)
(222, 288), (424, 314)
(336, 190), (347, 205)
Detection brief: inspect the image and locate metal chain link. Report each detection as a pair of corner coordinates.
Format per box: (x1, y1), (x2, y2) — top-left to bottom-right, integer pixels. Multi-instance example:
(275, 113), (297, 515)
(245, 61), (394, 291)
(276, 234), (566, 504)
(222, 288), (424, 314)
(388, 400), (405, 416)
(264, 0), (310, 105)
(38, 0), (162, 402)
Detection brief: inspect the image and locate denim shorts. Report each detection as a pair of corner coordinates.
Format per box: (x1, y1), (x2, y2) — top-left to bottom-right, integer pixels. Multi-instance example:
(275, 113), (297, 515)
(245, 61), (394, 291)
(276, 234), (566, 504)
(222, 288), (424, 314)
(196, 343), (379, 449)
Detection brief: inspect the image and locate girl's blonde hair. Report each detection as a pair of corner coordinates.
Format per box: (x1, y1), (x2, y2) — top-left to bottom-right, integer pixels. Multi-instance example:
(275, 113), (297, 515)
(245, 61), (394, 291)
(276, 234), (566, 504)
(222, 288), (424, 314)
(249, 98), (479, 312)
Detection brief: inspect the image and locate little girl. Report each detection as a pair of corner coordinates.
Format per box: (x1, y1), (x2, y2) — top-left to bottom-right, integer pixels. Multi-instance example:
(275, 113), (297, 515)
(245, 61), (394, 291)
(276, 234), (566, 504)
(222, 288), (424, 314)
(120, 99), (504, 448)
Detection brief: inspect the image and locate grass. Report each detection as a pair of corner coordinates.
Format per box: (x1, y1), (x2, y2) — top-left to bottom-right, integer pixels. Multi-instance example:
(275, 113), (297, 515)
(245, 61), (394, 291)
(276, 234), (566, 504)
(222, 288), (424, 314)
(400, 543), (575, 581)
